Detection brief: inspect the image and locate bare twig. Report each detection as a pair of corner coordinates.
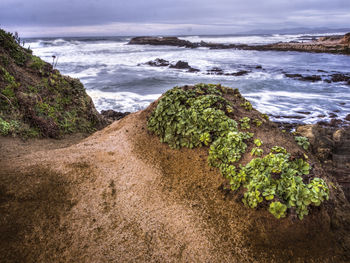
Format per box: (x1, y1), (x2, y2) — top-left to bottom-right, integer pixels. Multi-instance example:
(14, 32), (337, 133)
(0, 93), (13, 107)
(54, 56), (59, 68)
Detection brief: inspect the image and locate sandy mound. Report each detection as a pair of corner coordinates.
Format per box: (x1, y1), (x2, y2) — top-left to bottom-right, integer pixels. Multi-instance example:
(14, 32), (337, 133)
(1, 107), (350, 262)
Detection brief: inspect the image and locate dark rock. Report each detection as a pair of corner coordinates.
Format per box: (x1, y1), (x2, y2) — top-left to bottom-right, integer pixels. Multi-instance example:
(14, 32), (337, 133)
(255, 65), (263, 69)
(296, 111), (311, 115)
(187, 67), (200, 73)
(170, 61), (191, 69)
(207, 68), (250, 76)
(297, 124), (350, 201)
(129, 33), (350, 55)
(272, 115), (305, 120)
(169, 61), (200, 72)
(284, 73), (321, 82)
(301, 75), (322, 82)
(229, 70), (250, 76)
(144, 58), (170, 67)
(345, 114), (350, 121)
(207, 67), (224, 75)
(329, 119), (343, 127)
(101, 110), (130, 122)
(128, 36), (198, 48)
(331, 73), (350, 82)
(329, 112), (338, 118)
(285, 73), (303, 79)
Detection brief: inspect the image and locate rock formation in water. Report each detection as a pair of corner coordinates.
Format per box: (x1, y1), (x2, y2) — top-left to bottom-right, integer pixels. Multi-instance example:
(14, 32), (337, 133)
(129, 33), (350, 55)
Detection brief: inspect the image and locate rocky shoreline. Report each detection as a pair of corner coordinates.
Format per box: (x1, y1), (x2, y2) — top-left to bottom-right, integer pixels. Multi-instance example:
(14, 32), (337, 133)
(139, 58), (350, 89)
(129, 33), (350, 55)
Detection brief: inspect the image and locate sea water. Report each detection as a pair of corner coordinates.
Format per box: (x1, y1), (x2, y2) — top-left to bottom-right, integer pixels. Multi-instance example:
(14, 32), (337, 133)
(24, 33), (350, 124)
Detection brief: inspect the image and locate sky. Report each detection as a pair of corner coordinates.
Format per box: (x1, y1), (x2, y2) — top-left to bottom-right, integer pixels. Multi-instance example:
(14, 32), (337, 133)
(1, 0), (350, 37)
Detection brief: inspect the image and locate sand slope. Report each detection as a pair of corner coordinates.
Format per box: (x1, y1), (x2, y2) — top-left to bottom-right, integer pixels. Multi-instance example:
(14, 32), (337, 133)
(1, 109), (349, 262)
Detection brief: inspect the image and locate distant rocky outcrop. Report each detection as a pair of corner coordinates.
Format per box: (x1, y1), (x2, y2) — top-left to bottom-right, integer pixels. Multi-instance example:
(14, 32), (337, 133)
(284, 72), (350, 84)
(0, 29), (105, 138)
(101, 110), (130, 123)
(169, 60), (200, 72)
(143, 58), (170, 67)
(128, 36), (199, 48)
(140, 58), (200, 72)
(129, 33), (350, 55)
(206, 67), (250, 76)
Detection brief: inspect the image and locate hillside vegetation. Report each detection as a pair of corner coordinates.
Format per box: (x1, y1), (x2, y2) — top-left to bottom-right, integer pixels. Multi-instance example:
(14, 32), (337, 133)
(0, 29), (104, 138)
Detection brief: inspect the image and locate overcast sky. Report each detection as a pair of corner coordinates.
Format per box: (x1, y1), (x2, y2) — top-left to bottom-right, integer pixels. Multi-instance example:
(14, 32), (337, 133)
(1, 0), (349, 37)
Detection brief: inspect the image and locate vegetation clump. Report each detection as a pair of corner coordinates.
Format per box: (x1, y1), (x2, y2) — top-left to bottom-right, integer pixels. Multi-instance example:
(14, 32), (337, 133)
(0, 28), (105, 138)
(148, 84), (329, 220)
(295, 136), (310, 150)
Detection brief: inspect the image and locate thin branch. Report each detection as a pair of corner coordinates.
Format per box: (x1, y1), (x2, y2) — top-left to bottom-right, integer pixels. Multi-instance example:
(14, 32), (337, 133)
(0, 93), (13, 107)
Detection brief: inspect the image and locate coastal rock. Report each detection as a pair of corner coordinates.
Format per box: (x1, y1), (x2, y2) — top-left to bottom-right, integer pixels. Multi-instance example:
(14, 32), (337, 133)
(100, 110), (130, 123)
(144, 58), (170, 67)
(128, 36), (198, 48)
(331, 73), (350, 83)
(284, 73), (322, 82)
(169, 61), (200, 72)
(206, 67), (250, 76)
(228, 70), (250, 76)
(129, 33), (350, 55)
(297, 124), (350, 201)
(207, 67), (224, 75)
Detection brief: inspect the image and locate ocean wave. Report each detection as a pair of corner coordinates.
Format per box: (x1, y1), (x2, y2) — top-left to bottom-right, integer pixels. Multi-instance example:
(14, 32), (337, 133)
(87, 90), (161, 112)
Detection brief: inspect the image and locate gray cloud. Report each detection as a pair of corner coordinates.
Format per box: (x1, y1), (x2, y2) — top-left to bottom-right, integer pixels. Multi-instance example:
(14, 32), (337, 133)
(1, 0), (349, 36)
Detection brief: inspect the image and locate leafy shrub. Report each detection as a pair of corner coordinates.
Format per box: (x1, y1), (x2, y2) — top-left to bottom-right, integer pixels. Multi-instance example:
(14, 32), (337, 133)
(0, 117), (19, 135)
(208, 131), (253, 168)
(251, 147), (263, 156)
(269, 202), (287, 219)
(295, 136), (310, 150)
(253, 119), (262, 127)
(239, 117), (250, 130)
(148, 84), (329, 220)
(254, 138), (262, 147)
(240, 101), (252, 111)
(148, 84), (238, 149)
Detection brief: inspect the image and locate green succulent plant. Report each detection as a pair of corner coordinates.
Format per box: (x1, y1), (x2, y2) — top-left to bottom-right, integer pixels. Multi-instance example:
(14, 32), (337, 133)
(251, 147), (263, 156)
(253, 119), (262, 127)
(294, 136), (310, 150)
(148, 84), (330, 220)
(254, 138), (263, 147)
(240, 101), (253, 111)
(239, 117), (251, 130)
(269, 202), (287, 219)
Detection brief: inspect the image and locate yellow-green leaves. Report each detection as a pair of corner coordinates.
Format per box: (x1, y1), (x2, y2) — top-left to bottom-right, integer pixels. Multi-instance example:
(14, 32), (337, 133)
(148, 84), (329, 220)
(295, 136), (310, 150)
(269, 202), (287, 219)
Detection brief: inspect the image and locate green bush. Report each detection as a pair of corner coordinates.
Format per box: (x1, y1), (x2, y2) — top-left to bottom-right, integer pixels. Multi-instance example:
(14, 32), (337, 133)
(0, 117), (19, 135)
(148, 84), (329, 220)
(295, 136), (310, 150)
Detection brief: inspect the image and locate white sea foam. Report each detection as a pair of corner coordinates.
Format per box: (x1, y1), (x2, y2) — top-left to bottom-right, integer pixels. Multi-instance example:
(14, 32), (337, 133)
(24, 33), (350, 124)
(87, 90), (161, 112)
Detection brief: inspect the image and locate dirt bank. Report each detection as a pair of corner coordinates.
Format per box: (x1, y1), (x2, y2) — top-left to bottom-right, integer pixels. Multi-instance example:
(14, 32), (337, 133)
(1, 108), (349, 262)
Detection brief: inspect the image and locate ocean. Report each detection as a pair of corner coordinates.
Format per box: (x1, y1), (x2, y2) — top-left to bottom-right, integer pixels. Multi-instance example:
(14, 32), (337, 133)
(24, 33), (350, 124)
